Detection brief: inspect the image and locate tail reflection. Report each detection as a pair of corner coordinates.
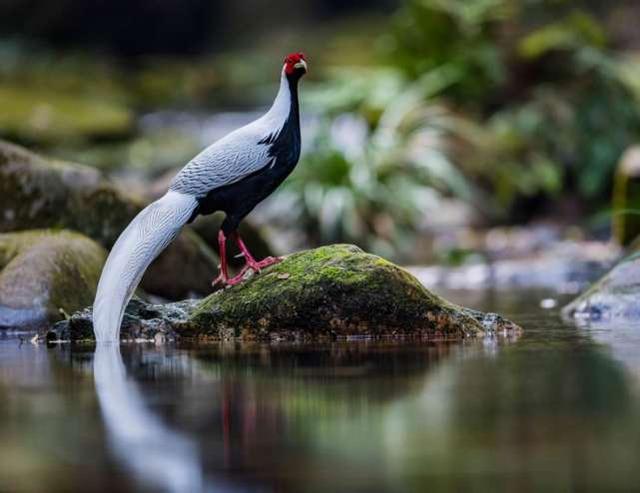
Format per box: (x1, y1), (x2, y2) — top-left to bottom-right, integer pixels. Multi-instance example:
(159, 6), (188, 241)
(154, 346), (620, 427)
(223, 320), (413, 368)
(94, 344), (221, 493)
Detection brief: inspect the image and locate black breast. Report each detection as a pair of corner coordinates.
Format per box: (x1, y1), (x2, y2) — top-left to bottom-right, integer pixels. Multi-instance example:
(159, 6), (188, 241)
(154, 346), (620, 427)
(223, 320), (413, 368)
(189, 80), (301, 233)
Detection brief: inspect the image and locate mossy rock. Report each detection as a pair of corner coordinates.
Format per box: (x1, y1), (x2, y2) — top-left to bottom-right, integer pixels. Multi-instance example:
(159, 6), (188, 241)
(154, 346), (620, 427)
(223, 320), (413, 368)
(562, 249), (640, 321)
(48, 245), (520, 342)
(0, 230), (107, 328)
(0, 140), (219, 299)
(183, 245), (520, 340)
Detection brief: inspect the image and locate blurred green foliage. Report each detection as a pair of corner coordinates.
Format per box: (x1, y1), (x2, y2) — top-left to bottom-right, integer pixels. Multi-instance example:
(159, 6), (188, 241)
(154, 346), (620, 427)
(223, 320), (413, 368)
(1, 0), (640, 259)
(281, 66), (483, 259)
(282, 0), (640, 254)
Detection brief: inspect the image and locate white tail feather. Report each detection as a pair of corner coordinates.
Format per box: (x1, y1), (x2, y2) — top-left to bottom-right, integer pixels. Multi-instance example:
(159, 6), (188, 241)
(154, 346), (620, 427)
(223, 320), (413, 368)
(93, 191), (198, 342)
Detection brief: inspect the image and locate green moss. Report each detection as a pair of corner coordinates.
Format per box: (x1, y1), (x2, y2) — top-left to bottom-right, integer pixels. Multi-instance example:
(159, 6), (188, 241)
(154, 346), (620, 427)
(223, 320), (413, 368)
(184, 244), (487, 340)
(0, 230), (106, 327)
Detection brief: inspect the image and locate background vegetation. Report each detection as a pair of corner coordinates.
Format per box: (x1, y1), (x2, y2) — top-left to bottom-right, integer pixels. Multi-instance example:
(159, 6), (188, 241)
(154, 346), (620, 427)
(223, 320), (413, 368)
(1, 0), (639, 262)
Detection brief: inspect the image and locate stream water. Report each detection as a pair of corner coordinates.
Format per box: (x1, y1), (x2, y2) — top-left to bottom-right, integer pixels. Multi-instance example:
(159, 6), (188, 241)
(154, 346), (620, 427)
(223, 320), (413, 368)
(1, 288), (639, 492)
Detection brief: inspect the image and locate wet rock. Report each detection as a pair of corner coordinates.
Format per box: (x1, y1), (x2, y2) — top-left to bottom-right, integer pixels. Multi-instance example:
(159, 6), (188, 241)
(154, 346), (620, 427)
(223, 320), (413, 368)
(184, 244), (520, 340)
(0, 140), (219, 299)
(0, 230), (106, 328)
(51, 244), (521, 342)
(562, 250), (640, 321)
(48, 298), (199, 342)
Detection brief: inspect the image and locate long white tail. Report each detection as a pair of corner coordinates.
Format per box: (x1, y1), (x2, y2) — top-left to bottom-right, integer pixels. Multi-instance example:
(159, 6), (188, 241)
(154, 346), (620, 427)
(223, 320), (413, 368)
(93, 191), (198, 342)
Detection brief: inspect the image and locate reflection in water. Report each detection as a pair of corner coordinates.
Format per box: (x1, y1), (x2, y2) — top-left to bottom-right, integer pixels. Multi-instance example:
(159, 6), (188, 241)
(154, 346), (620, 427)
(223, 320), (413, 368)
(94, 344), (227, 493)
(4, 293), (640, 492)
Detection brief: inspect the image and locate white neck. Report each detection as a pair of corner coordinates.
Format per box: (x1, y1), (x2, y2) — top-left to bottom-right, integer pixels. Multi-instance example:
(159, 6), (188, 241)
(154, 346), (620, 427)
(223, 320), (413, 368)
(263, 66), (291, 124)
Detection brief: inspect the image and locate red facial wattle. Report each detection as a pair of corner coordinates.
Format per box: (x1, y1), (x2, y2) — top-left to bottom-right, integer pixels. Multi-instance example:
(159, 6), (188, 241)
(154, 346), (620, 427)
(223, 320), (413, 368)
(284, 52), (307, 76)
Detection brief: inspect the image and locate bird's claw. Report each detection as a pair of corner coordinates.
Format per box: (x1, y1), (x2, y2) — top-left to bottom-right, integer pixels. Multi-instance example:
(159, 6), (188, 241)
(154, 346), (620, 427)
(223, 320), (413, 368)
(255, 256), (283, 269)
(211, 265), (253, 288)
(212, 256), (283, 288)
(211, 272), (227, 288)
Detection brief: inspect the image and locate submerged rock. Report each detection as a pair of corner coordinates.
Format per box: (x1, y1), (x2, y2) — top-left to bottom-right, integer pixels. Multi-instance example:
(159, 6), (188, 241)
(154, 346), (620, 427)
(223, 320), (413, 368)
(0, 140), (219, 299)
(563, 250), (640, 321)
(49, 244), (520, 342)
(0, 230), (106, 328)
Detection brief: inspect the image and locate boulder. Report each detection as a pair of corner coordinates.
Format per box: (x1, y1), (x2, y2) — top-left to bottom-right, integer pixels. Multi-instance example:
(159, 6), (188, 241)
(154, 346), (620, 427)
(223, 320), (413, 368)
(48, 244), (521, 342)
(0, 139), (141, 248)
(0, 230), (106, 328)
(0, 140), (219, 299)
(141, 228), (219, 300)
(563, 250), (640, 321)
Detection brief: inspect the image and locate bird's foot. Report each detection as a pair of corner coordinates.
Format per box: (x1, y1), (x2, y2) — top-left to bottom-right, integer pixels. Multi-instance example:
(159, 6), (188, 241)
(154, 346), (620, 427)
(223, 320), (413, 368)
(226, 268), (251, 286)
(211, 256), (283, 288)
(211, 271), (228, 288)
(254, 256), (283, 269)
(212, 265), (253, 288)
(234, 254), (282, 271)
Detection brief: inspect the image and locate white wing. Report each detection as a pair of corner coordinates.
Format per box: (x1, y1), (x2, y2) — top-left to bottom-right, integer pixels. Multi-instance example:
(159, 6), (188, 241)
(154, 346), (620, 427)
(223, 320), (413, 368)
(170, 67), (293, 197)
(170, 124), (277, 197)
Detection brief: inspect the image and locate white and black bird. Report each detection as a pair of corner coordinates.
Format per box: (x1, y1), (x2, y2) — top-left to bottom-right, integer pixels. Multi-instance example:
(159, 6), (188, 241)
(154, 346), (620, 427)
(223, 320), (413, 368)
(93, 52), (308, 342)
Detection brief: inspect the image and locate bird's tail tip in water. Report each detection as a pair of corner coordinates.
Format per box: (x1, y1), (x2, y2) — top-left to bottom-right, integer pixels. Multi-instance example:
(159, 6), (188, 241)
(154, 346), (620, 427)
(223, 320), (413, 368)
(92, 191), (198, 342)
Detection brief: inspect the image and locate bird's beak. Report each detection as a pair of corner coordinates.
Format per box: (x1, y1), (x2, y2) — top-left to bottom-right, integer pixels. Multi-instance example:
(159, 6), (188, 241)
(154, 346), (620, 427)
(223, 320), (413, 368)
(294, 60), (307, 72)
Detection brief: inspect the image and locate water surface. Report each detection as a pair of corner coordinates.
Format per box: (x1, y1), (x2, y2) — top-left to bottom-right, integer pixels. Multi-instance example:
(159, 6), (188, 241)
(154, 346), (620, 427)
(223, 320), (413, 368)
(1, 289), (639, 492)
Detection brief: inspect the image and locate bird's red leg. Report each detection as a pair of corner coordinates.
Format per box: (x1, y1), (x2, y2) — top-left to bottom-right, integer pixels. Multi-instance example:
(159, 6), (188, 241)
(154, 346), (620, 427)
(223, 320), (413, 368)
(233, 232), (283, 270)
(214, 231), (283, 287)
(212, 230), (230, 287)
(223, 232), (261, 286)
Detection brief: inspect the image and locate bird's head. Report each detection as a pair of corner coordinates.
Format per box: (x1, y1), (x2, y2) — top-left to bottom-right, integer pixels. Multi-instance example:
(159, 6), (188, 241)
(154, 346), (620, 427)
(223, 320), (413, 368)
(283, 52), (307, 79)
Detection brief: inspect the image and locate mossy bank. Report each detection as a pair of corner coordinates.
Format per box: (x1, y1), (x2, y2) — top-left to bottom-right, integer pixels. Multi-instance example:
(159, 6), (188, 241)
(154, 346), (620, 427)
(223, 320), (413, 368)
(50, 244), (521, 342)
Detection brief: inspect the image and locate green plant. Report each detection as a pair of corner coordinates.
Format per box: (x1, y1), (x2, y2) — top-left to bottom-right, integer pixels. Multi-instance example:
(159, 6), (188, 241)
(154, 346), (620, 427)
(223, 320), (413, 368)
(273, 66), (481, 260)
